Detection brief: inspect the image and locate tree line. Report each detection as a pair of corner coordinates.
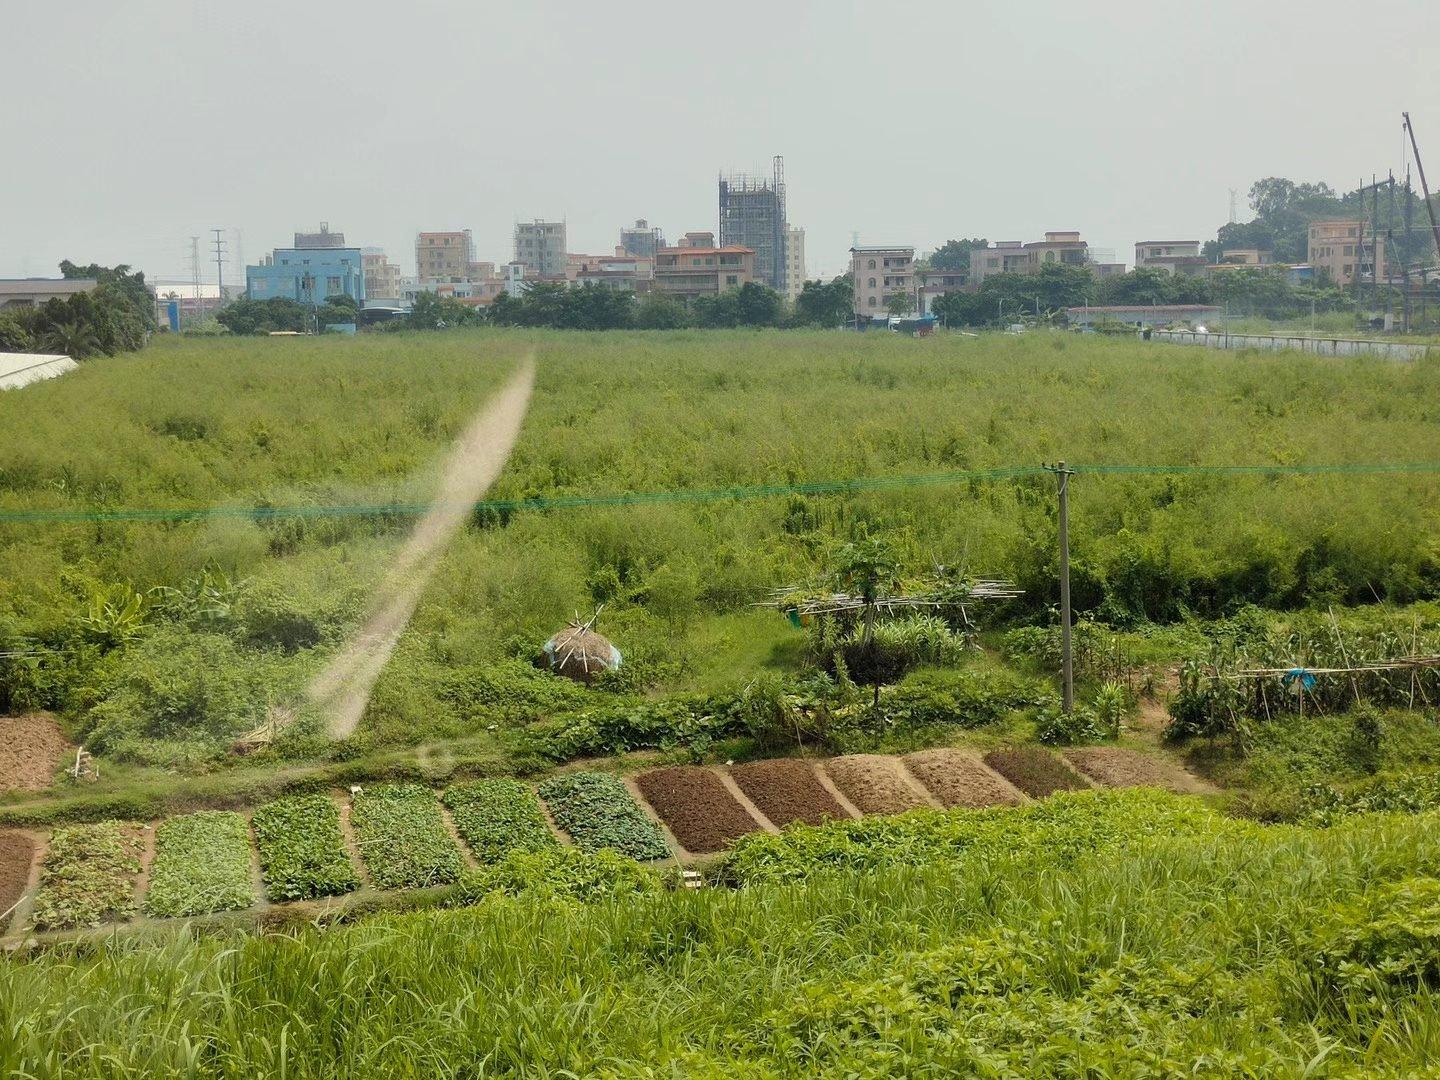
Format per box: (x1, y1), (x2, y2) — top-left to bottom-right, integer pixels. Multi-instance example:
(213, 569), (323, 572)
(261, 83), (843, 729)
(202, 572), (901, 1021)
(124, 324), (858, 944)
(0, 262), (155, 358)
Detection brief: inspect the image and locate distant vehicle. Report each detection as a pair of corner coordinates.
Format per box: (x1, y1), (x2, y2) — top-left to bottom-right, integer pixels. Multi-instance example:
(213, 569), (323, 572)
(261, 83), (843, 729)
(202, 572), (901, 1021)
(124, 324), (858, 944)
(267, 330), (305, 336)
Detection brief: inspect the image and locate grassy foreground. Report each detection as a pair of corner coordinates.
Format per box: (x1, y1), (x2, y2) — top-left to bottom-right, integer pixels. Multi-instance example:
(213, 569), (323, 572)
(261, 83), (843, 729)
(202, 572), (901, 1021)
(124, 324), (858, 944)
(2, 792), (1439, 1077)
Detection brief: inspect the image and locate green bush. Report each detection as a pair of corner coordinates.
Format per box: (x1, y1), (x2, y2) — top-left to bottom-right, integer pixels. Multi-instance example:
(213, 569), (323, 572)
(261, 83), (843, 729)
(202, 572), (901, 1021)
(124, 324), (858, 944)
(84, 626), (289, 765)
(1309, 877), (1440, 999)
(440, 659), (592, 726)
(350, 785), (463, 890)
(251, 795), (360, 902)
(882, 667), (1055, 729)
(447, 846), (663, 905)
(144, 810), (255, 918)
(537, 772), (670, 861)
(1034, 704), (1111, 745)
(442, 779), (557, 864)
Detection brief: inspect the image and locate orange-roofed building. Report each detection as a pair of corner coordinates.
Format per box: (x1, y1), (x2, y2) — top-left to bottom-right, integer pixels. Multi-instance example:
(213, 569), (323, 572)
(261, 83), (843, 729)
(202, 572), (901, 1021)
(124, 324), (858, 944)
(653, 236), (756, 299)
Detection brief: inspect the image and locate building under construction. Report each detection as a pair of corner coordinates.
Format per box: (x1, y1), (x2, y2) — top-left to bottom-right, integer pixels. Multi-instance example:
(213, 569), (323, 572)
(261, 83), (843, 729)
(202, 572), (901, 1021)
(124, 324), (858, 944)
(718, 156), (788, 294)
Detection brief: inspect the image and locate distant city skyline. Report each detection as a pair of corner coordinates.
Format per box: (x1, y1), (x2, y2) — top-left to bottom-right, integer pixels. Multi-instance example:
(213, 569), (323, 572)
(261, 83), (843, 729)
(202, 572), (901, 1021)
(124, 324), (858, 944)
(2, 0), (1437, 287)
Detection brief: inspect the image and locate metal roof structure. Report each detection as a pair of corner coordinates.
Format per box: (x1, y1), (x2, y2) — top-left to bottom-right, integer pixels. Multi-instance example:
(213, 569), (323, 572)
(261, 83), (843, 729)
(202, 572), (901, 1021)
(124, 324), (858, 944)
(0, 352), (78, 390)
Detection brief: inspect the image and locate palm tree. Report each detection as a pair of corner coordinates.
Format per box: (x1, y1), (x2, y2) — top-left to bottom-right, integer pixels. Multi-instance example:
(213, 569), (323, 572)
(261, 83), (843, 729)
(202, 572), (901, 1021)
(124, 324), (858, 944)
(40, 320), (102, 359)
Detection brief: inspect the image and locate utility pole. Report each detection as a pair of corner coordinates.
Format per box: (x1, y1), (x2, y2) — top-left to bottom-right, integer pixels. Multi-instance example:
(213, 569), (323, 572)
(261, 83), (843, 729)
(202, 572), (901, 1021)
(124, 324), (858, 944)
(211, 228), (227, 302)
(1048, 461), (1076, 713)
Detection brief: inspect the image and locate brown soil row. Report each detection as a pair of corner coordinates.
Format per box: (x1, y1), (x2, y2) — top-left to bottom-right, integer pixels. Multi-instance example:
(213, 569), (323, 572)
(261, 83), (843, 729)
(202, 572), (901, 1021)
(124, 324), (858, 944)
(1064, 747), (1211, 794)
(0, 831), (37, 925)
(730, 759), (848, 827)
(0, 715), (72, 793)
(983, 748), (1089, 797)
(905, 749), (1026, 808)
(636, 767), (761, 854)
(824, 755), (932, 815)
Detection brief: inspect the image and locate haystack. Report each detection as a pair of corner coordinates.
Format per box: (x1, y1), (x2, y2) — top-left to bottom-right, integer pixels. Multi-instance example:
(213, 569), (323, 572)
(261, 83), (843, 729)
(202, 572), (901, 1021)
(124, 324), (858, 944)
(542, 623), (622, 684)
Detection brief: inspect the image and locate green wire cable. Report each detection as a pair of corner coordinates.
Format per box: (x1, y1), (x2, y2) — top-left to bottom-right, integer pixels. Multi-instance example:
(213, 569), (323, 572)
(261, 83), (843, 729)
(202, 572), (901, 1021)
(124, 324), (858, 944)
(1, 461), (1438, 524)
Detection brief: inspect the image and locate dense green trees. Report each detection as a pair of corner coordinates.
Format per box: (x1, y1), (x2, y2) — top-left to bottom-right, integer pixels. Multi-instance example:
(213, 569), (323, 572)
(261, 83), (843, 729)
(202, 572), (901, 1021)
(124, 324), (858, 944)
(0, 262), (155, 359)
(792, 274), (853, 327)
(216, 297), (310, 335)
(927, 237), (988, 276)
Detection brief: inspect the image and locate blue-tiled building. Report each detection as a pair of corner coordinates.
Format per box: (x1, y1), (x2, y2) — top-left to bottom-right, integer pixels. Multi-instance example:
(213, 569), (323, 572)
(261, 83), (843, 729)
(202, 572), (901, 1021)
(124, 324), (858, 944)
(246, 246), (366, 305)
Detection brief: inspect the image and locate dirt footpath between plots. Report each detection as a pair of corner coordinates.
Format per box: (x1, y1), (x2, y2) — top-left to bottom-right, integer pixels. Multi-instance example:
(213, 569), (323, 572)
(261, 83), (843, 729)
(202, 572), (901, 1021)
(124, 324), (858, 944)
(904, 749), (1026, 808)
(824, 754), (934, 814)
(310, 357), (536, 738)
(1064, 747), (1213, 794)
(0, 715), (72, 793)
(730, 759), (849, 827)
(636, 767), (761, 854)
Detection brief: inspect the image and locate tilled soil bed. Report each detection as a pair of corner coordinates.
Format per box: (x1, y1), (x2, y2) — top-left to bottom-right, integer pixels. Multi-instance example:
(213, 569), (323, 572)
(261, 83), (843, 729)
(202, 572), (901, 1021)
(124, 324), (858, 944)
(0, 715), (71, 793)
(0, 831), (37, 923)
(903, 749), (1025, 808)
(1064, 747), (1210, 794)
(635, 767), (761, 854)
(730, 759), (847, 827)
(983, 747), (1089, 797)
(825, 755), (932, 815)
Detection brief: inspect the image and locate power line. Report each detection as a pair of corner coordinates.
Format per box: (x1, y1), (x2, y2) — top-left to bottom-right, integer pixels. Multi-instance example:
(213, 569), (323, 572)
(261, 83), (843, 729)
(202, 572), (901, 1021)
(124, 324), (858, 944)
(2, 461), (1440, 525)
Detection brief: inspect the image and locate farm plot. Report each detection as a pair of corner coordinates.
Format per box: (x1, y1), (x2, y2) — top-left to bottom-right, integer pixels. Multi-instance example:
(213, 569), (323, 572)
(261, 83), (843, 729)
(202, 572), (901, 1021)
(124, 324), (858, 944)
(635, 767), (760, 854)
(251, 795), (359, 902)
(442, 779), (558, 864)
(983, 748), (1089, 798)
(0, 831), (36, 926)
(0, 715), (71, 793)
(825, 755), (931, 815)
(351, 785), (464, 890)
(903, 749), (1024, 808)
(30, 822), (145, 930)
(1063, 748), (1210, 794)
(144, 811), (255, 918)
(730, 759), (847, 827)
(538, 772), (670, 861)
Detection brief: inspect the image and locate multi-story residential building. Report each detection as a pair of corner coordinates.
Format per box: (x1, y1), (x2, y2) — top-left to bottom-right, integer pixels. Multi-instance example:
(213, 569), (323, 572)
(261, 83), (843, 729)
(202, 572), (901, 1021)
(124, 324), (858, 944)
(514, 220), (567, 278)
(1307, 220), (1385, 286)
(362, 249), (403, 305)
(1134, 240), (1206, 276)
(718, 159), (788, 293)
(619, 219), (665, 259)
(969, 232), (1090, 286)
(850, 246), (915, 315)
(1216, 248), (1272, 266)
(914, 267), (968, 315)
(571, 254), (655, 292)
(415, 230), (475, 283)
(785, 227), (806, 304)
(653, 234), (755, 300)
(247, 242), (365, 305)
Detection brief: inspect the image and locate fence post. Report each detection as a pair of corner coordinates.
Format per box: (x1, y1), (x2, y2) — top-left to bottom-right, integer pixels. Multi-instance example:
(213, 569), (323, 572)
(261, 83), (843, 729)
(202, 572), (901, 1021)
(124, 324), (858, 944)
(1050, 461), (1076, 714)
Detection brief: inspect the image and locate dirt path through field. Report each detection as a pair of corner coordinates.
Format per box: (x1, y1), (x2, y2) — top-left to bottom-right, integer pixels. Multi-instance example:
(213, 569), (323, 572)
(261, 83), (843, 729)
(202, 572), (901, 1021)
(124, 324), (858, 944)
(311, 357), (536, 737)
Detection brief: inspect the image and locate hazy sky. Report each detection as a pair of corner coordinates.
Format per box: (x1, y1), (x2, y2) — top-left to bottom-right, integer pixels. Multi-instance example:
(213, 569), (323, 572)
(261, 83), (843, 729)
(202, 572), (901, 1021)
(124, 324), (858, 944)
(3, 0), (1438, 287)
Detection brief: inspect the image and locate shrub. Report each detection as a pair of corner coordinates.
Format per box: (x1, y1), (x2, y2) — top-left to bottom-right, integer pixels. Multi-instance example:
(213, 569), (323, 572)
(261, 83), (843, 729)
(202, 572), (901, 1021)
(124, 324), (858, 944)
(882, 668), (1055, 729)
(442, 779), (557, 864)
(447, 846), (663, 905)
(30, 821), (145, 930)
(538, 772), (670, 861)
(1035, 704), (1109, 746)
(251, 795), (359, 902)
(1309, 877), (1440, 999)
(145, 811), (255, 918)
(350, 785), (463, 890)
(84, 627), (288, 765)
(441, 659), (591, 726)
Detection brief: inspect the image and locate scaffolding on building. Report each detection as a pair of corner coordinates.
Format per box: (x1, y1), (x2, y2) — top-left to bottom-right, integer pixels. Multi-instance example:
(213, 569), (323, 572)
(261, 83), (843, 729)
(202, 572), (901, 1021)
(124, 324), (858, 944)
(718, 155), (788, 294)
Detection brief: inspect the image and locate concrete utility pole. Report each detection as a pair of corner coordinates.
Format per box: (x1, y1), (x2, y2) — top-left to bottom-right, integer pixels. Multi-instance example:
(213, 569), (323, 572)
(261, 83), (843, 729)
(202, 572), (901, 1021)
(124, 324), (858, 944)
(211, 228), (227, 301)
(1404, 113), (1440, 268)
(1049, 461), (1076, 713)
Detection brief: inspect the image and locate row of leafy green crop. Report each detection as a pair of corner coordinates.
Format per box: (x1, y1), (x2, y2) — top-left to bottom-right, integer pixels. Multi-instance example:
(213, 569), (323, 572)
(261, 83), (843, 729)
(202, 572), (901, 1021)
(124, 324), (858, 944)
(29, 822), (145, 930)
(251, 795), (359, 902)
(144, 811), (254, 918)
(5, 791), (1440, 1075)
(441, 780), (557, 864)
(350, 785), (464, 889)
(537, 772), (670, 861)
